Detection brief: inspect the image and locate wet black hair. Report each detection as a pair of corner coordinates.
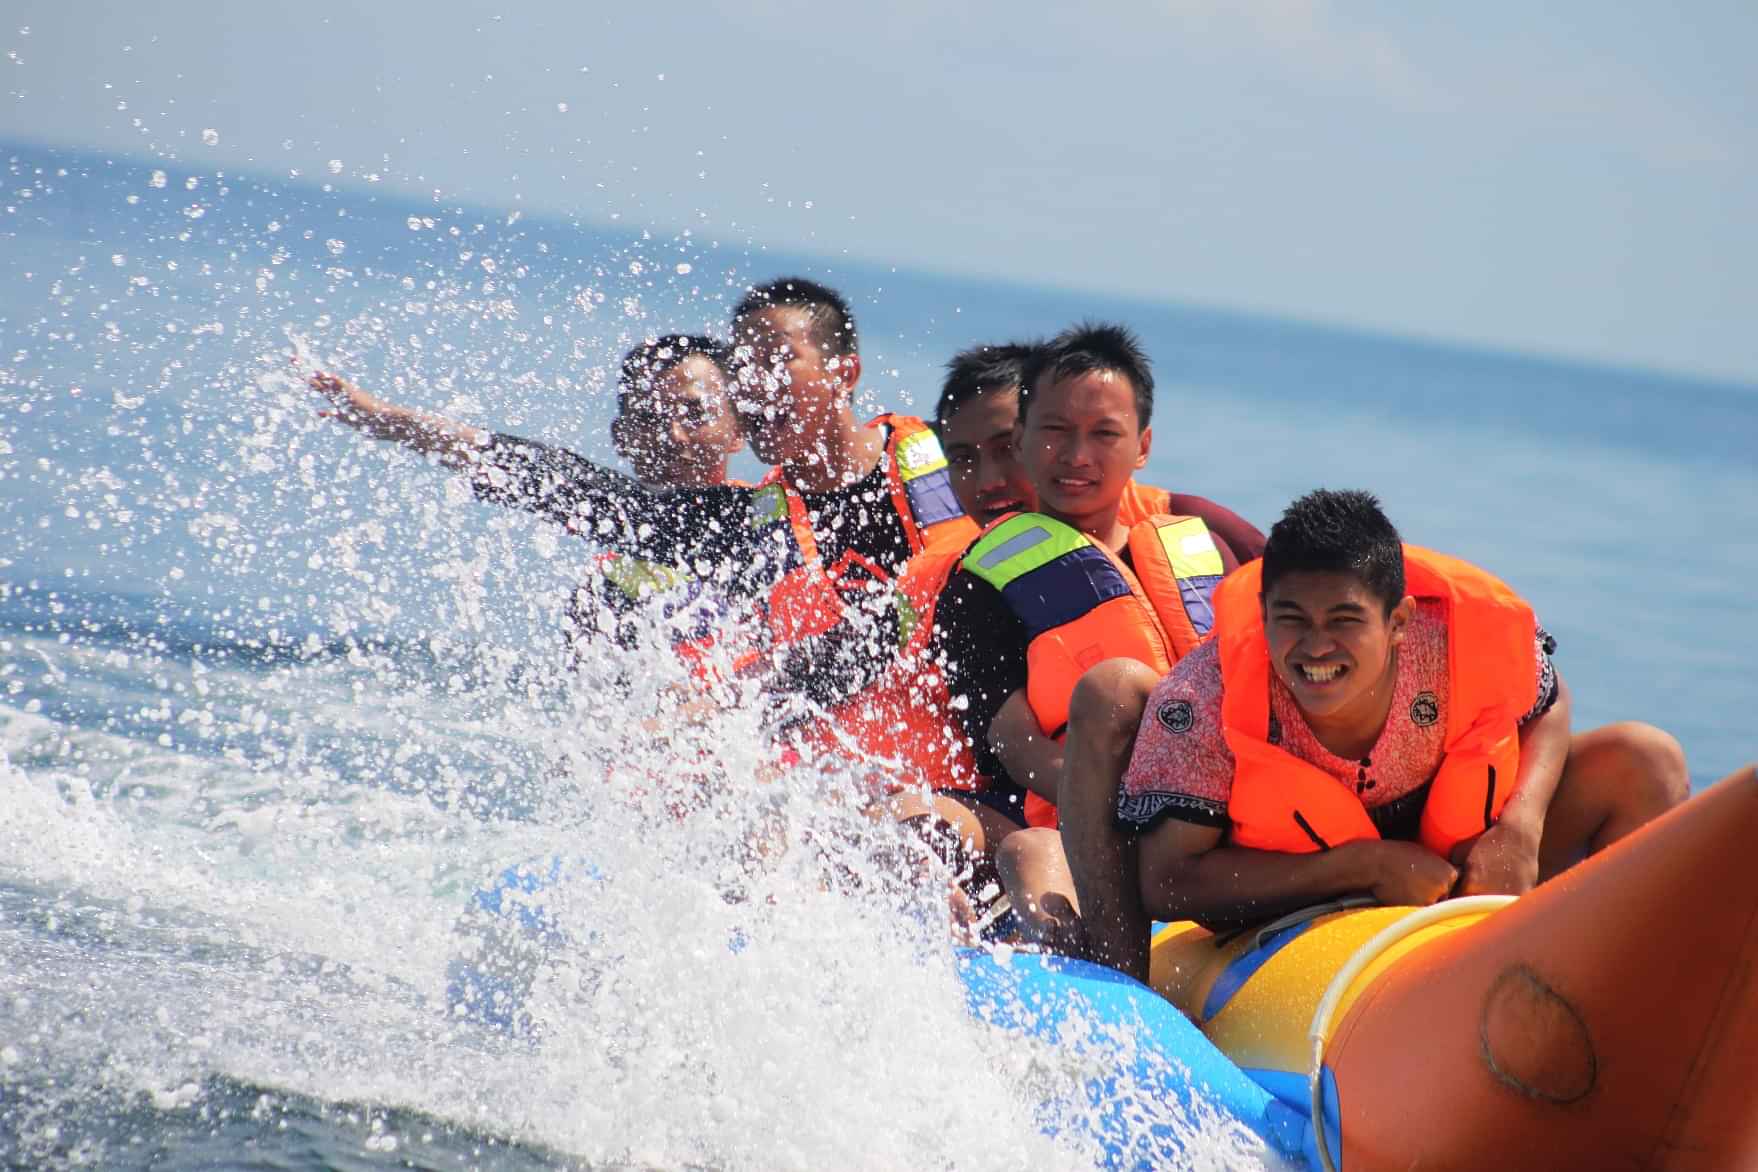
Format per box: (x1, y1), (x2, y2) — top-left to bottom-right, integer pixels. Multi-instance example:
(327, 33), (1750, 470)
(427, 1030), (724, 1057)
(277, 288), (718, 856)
(934, 341), (1041, 433)
(616, 334), (730, 415)
(1018, 321), (1154, 430)
(1260, 489), (1406, 614)
(732, 276), (858, 358)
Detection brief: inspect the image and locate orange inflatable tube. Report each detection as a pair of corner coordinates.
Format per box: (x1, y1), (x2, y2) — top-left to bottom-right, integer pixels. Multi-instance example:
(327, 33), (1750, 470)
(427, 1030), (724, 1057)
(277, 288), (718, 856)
(1148, 766), (1758, 1168)
(1324, 765), (1758, 1170)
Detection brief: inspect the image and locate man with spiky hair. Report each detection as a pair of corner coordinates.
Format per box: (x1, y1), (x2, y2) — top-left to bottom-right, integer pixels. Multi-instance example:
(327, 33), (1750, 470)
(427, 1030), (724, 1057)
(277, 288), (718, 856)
(924, 321), (1261, 933)
(887, 338), (1263, 865)
(1058, 488), (1690, 981)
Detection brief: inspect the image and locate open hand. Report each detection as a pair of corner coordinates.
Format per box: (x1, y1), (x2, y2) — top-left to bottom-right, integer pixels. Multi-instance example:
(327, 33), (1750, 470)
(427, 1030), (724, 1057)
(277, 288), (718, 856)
(305, 367), (374, 424)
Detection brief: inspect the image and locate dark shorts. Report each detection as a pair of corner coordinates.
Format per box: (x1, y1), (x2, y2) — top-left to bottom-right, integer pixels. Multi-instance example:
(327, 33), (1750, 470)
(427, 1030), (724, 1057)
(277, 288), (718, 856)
(936, 780), (1029, 829)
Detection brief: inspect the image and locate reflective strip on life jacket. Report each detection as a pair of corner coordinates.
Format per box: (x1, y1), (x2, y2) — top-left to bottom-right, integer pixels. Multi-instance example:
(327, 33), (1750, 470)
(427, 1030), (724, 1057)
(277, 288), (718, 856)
(1131, 515), (1226, 647)
(1217, 546), (1536, 858)
(892, 425), (966, 532)
(600, 553), (687, 601)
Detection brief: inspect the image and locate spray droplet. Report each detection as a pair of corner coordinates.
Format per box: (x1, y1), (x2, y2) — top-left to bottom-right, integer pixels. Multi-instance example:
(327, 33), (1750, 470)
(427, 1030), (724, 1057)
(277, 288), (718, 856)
(200, 128), (220, 146)
(149, 170), (167, 189)
(556, 102), (569, 113)
(324, 239), (346, 257)
(675, 263), (693, 275)
(326, 159), (343, 175)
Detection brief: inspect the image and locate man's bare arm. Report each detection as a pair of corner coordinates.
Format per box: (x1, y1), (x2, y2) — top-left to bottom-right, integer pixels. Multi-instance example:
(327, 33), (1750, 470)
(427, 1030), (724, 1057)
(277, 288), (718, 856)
(990, 689), (1064, 802)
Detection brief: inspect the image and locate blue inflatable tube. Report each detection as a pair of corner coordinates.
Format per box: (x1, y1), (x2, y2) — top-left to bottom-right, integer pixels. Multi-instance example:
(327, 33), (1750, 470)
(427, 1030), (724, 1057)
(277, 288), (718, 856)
(448, 859), (1309, 1167)
(955, 948), (1307, 1167)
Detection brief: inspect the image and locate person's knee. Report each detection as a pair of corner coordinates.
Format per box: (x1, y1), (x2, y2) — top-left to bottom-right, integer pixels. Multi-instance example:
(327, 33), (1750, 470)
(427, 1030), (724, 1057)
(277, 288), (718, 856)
(995, 827), (1050, 889)
(1598, 721), (1690, 810)
(1068, 658), (1159, 739)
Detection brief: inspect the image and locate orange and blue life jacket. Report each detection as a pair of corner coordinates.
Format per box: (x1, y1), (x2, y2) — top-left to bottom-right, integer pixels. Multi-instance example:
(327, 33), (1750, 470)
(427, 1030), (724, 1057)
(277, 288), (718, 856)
(886, 482), (1195, 796)
(961, 511), (1228, 827)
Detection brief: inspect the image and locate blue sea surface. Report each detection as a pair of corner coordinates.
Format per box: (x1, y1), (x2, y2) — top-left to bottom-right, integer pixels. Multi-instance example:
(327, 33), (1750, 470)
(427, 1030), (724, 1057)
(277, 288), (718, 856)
(2, 140), (1754, 1170)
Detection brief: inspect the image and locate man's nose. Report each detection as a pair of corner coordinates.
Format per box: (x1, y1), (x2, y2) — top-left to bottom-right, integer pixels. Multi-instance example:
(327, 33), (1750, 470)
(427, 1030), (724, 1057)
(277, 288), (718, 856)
(1060, 433), (1096, 465)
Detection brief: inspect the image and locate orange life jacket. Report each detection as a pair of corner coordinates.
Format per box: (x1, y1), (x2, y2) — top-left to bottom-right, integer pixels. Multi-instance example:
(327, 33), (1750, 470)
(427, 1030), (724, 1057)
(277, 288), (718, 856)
(746, 415), (983, 791)
(962, 511), (1228, 827)
(1118, 481), (1173, 523)
(748, 413), (974, 646)
(1215, 546), (1538, 858)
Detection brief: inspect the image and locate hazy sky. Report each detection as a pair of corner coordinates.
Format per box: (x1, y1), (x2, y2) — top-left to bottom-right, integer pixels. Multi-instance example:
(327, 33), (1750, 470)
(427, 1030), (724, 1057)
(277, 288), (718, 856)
(6, 1), (1755, 383)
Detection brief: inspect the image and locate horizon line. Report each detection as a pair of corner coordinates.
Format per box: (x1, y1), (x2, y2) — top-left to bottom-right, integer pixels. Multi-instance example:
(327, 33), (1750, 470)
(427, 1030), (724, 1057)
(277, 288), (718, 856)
(7, 132), (1756, 398)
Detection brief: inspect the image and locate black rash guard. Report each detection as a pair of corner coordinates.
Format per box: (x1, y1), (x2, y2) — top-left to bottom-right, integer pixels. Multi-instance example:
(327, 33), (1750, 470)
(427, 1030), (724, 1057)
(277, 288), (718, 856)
(471, 432), (916, 713)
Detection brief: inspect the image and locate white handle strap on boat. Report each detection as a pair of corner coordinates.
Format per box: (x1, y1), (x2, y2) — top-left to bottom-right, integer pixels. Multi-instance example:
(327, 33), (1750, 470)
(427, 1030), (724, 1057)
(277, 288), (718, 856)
(969, 892), (1013, 939)
(1306, 895), (1516, 1172)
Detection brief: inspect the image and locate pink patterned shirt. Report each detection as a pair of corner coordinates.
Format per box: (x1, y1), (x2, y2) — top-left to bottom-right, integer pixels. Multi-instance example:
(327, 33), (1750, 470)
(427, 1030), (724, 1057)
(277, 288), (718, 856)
(1117, 601), (1556, 839)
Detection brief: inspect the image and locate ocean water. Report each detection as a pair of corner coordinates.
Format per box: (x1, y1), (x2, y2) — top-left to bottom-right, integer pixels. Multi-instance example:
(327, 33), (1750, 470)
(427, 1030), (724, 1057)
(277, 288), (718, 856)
(1, 139), (1754, 1170)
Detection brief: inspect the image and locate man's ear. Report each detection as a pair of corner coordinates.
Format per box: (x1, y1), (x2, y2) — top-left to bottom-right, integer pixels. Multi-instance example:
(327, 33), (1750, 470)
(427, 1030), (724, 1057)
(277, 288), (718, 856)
(1135, 424), (1153, 470)
(1388, 595), (1417, 646)
(830, 350), (861, 400)
(1011, 418), (1026, 453)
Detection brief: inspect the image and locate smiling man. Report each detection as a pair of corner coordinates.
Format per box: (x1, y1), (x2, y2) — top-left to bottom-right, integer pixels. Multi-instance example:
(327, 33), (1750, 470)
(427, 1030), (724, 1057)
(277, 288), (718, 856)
(897, 338), (1262, 796)
(921, 323), (1263, 935)
(1057, 488), (1691, 979)
(867, 338), (1265, 906)
(567, 335), (744, 654)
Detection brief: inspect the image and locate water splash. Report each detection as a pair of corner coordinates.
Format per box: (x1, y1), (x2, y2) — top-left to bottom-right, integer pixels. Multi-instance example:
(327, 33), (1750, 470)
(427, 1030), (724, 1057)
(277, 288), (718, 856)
(1, 145), (1265, 1169)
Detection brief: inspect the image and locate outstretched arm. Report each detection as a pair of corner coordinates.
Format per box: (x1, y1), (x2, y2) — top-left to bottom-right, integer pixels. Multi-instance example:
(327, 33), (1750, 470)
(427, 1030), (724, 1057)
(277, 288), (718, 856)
(309, 371), (755, 574)
(310, 371), (489, 471)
